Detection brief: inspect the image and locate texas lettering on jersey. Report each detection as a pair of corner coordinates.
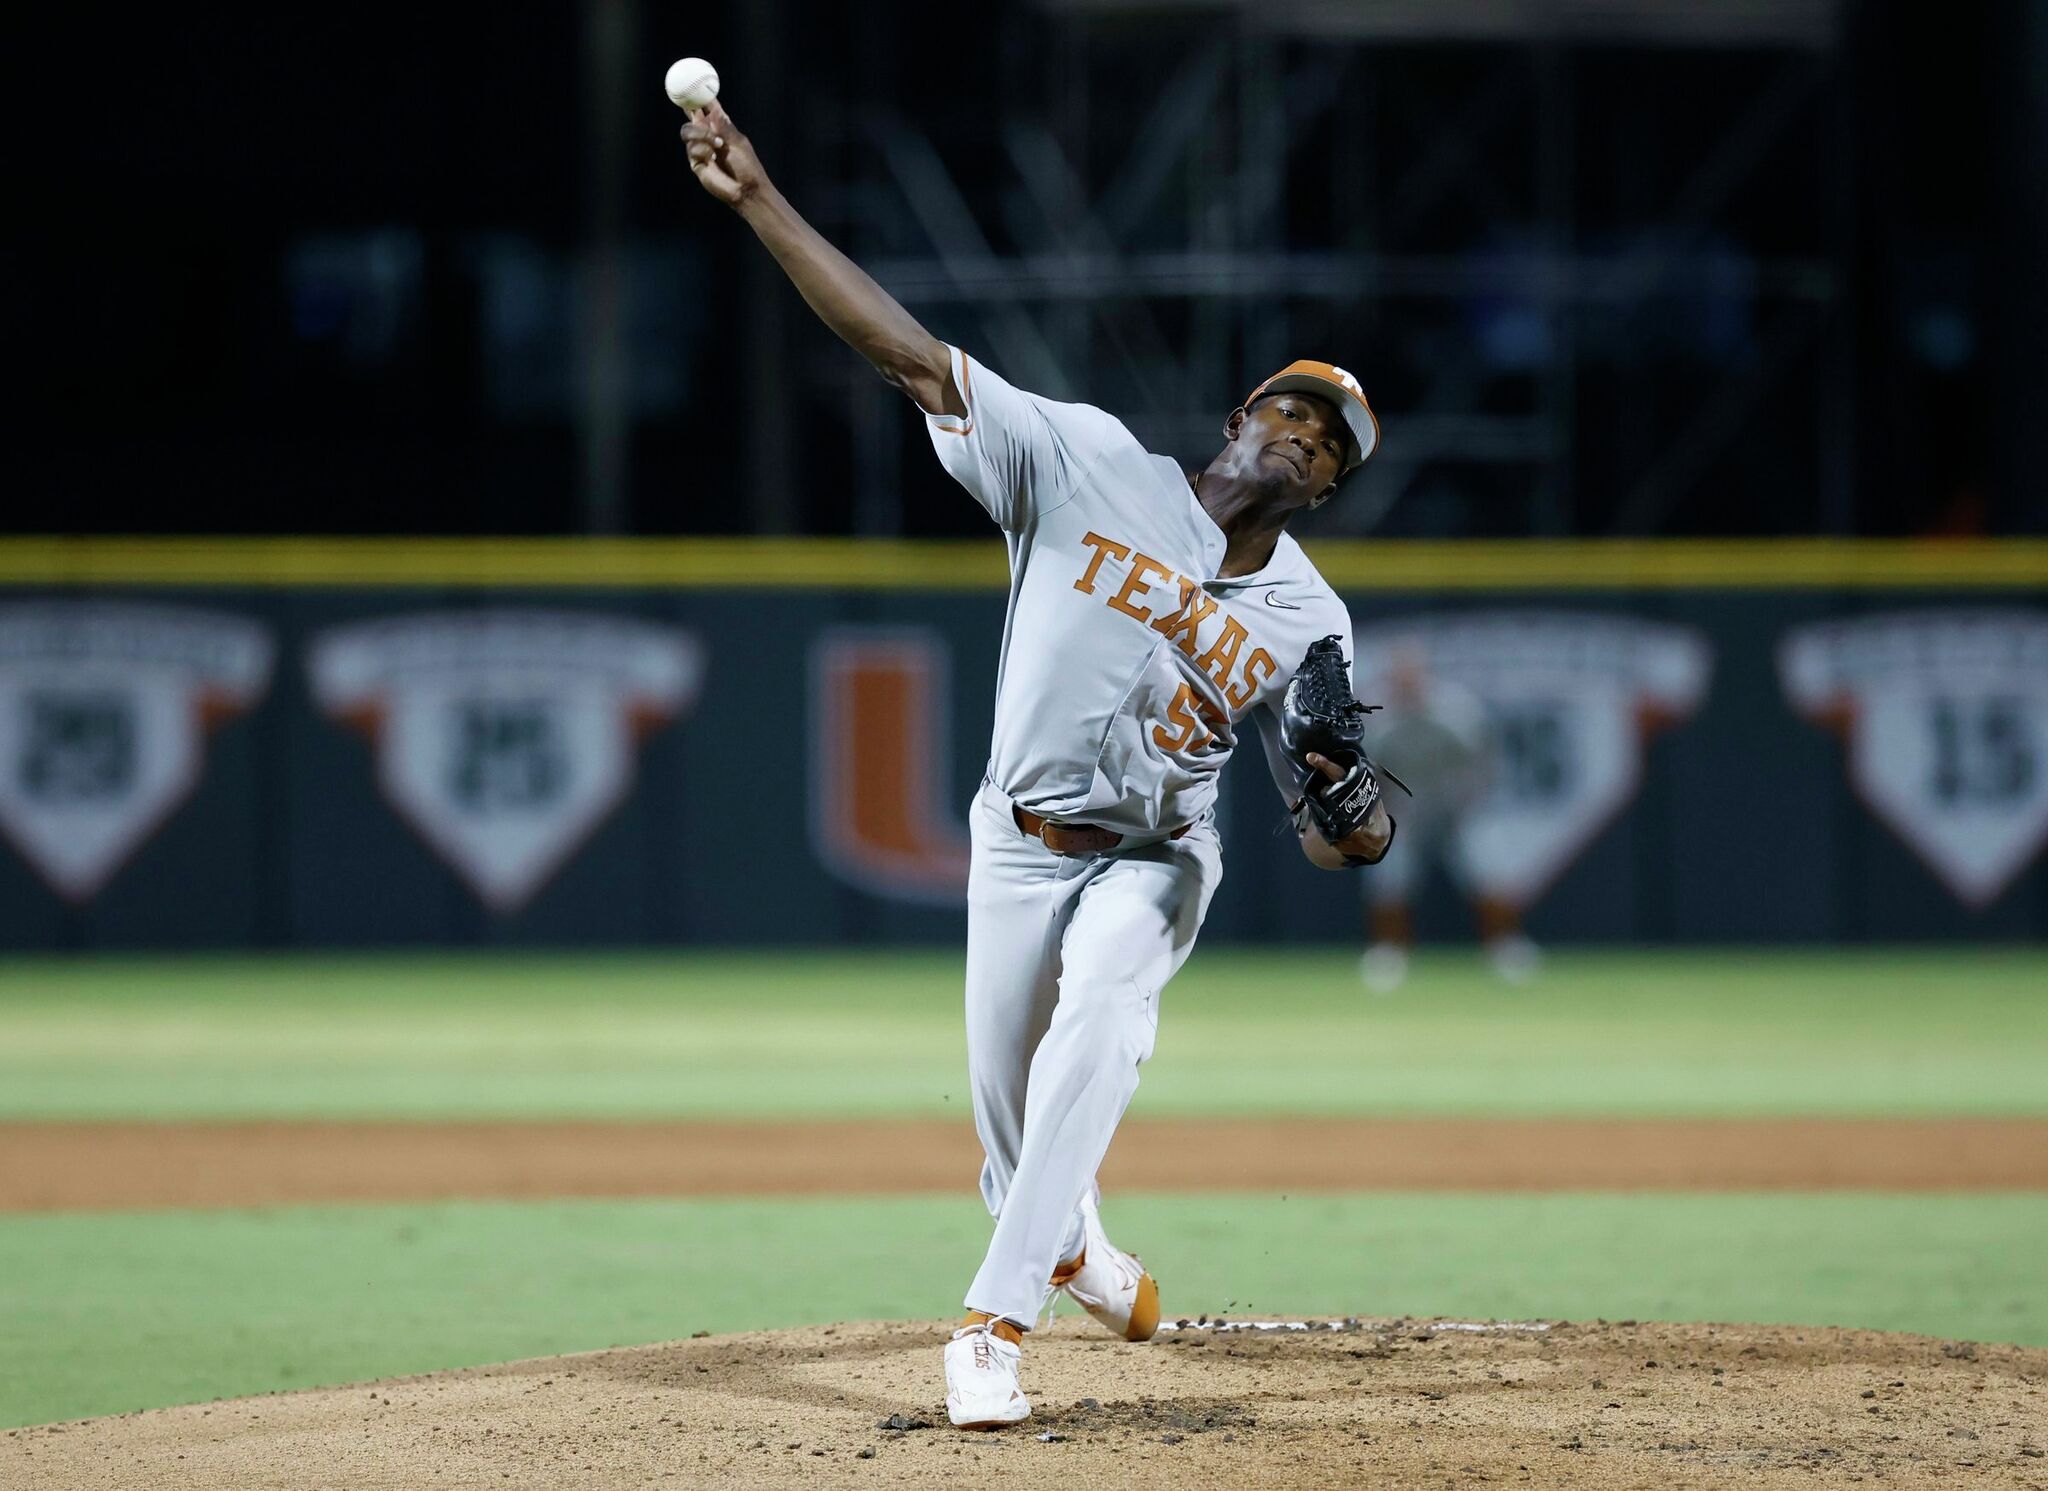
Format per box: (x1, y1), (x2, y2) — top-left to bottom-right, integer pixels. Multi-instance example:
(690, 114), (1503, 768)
(1070, 530), (1279, 749)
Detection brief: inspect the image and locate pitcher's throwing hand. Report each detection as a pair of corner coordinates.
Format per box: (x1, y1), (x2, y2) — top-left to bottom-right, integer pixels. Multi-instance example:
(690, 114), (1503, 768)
(680, 100), (766, 208)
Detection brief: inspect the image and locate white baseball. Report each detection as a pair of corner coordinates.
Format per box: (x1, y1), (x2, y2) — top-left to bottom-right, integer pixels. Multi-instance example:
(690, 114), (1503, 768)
(664, 57), (719, 112)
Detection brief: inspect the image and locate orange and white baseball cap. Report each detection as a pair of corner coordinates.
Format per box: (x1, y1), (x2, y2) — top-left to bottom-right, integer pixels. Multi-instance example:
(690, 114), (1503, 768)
(1245, 360), (1380, 471)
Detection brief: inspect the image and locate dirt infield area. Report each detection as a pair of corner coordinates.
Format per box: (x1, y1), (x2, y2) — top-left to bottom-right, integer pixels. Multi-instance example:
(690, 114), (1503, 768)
(7, 1317), (2043, 1490)
(5, 1116), (2047, 1210)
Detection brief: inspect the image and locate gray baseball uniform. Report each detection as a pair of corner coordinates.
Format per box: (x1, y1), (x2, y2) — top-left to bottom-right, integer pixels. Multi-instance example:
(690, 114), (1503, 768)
(926, 345), (1350, 1325)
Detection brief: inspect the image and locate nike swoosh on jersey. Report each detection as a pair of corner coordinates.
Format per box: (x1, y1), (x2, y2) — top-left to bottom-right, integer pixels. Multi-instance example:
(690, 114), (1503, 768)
(1262, 591), (1302, 610)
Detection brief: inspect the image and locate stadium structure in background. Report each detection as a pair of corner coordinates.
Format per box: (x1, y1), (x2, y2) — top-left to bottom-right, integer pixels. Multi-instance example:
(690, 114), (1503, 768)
(11, 0), (2044, 541)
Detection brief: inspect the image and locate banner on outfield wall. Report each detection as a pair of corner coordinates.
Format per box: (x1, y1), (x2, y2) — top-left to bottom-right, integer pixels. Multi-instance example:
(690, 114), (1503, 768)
(1779, 610), (2048, 909)
(0, 602), (272, 901)
(1352, 612), (1712, 910)
(0, 581), (2041, 947)
(306, 611), (705, 912)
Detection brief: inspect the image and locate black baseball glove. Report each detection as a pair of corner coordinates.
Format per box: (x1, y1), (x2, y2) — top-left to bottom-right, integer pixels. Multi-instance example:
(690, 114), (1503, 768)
(1280, 635), (1407, 866)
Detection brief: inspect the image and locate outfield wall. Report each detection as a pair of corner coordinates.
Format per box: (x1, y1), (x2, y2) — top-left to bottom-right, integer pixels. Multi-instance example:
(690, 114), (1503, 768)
(0, 539), (2043, 949)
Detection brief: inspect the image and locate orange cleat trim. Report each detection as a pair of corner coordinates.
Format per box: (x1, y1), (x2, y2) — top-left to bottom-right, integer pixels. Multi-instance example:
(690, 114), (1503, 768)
(1125, 1271), (1161, 1342)
(1048, 1249), (1087, 1289)
(962, 1311), (1025, 1347)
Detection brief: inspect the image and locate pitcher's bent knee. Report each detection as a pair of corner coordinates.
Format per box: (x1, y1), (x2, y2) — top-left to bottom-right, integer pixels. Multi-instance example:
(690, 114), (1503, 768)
(1053, 977), (1158, 1066)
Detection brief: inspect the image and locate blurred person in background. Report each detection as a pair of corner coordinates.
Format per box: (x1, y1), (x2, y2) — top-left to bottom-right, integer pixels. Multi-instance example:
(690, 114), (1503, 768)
(1353, 645), (1539, 991)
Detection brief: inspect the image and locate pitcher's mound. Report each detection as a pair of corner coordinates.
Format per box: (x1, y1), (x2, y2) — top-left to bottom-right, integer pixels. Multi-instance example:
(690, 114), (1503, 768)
(7, 1317), (2043, 1489)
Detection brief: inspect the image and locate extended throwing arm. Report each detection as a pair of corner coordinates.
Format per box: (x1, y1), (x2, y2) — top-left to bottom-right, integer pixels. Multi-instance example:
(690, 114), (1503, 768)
(680, 99), (962, 417)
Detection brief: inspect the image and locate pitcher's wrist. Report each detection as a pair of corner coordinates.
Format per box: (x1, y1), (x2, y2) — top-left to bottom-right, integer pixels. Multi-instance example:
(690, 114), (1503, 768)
(735, 179), (784, 220)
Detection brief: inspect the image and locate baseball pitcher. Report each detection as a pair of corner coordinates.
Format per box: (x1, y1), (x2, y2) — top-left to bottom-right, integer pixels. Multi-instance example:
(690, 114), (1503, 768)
(681, 97), (1393, 1429)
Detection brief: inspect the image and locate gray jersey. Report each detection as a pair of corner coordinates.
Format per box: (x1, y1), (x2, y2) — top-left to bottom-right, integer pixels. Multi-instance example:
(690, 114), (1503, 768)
(926, 346), (1353, 834)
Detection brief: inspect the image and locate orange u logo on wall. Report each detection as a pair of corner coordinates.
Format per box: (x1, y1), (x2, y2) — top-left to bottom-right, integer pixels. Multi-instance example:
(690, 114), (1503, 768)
(810, 628), (971, 904)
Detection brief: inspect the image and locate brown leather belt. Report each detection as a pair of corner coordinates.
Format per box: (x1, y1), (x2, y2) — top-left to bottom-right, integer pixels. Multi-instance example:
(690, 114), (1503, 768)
(1013, 803), (1192, 856)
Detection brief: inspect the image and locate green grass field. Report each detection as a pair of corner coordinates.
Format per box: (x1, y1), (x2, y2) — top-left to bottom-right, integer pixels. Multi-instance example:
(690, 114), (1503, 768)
(3, 947), (2045, 1429)
(5, 947), (2045, 1119)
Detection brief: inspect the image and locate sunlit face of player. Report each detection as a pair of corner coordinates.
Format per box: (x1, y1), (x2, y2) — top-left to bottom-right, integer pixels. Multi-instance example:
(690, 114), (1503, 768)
(1215, 391), (1351, 510)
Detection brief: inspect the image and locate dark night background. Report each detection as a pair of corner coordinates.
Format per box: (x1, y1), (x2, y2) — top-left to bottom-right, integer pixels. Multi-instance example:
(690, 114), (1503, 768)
(9, 1), (2044, 541)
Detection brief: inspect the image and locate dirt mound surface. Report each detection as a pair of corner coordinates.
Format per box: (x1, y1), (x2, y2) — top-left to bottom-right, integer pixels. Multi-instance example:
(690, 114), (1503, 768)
(7, 1318), (2044, 1489)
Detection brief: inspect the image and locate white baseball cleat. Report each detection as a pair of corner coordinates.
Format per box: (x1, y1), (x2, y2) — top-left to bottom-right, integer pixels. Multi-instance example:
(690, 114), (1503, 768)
(1360, 943), (1410, 994)
(1052, 1194), (1161, 1342)
(944, 1320), (1030, 1429)
(1488, 933), (1543, 986)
